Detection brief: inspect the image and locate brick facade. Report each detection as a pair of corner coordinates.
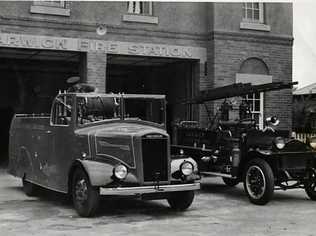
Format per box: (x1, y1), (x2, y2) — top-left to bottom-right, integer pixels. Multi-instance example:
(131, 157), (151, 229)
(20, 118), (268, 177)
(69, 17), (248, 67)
(199, 31), (293, 130)
(0, 2), (293, 130)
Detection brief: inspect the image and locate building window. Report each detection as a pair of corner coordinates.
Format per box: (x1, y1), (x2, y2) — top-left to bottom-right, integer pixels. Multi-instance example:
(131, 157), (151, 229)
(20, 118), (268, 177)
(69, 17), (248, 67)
(123, 1), (158, 24)
(240, 3), (270, 31)
(236, 58), (272, 130)
(30, 0), (70, 16)
(127, 1), (152, 15)
(33, 1), (66, 8)
(242, 3), (264, 23)
(242, 92), (264, 129)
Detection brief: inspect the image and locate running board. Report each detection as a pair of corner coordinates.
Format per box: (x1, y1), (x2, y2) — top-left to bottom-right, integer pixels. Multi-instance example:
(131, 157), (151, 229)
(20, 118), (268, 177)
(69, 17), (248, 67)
(201, 171), (236, 179)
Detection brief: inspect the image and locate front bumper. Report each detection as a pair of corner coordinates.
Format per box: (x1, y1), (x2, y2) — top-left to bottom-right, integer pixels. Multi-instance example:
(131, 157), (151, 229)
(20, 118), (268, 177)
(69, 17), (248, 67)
(100, 182), (200, 196)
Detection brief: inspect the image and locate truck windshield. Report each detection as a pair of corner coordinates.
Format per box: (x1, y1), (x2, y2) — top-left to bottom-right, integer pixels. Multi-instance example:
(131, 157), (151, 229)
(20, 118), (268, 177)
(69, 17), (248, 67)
(76, 95), (165, 127)
(123, 97), (165, 126)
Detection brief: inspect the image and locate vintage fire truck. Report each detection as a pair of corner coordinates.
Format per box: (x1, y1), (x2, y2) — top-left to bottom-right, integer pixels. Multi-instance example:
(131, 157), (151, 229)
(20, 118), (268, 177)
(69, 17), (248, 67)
(172, 82), (316, 205)
(8, 92), (200, 217)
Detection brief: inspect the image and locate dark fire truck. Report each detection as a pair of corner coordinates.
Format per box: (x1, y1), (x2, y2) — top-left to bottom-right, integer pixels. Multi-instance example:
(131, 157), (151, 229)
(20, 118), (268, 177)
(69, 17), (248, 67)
(172, 82), (316, 205)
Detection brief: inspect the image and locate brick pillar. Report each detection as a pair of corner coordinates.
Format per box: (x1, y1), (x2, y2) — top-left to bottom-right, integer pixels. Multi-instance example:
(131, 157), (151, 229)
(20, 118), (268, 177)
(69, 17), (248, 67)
(86, 52), (107, 93)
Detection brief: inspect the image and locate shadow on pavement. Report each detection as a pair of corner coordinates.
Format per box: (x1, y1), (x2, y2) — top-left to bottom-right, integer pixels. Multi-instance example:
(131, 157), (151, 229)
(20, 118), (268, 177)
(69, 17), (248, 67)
(11, 183), (187, 218)
(200, 179), (311, 204)
(200, 181), (246, 199)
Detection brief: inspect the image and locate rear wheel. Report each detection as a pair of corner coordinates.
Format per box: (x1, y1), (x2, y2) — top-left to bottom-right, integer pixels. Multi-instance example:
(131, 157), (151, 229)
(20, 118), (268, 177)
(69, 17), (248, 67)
(222, 177), (239, 187)
(167, 191), (195, 211)
(22, 176), (37, 196)
(72, 168), (100, 217)
(243, 158), (274, 205)
(305, 169), (316, 200)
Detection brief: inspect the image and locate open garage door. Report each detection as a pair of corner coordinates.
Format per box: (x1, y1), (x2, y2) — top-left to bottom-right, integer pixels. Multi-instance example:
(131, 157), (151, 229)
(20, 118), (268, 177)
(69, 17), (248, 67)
(0, 48), (82, 165)
(106, 55), (197, 134)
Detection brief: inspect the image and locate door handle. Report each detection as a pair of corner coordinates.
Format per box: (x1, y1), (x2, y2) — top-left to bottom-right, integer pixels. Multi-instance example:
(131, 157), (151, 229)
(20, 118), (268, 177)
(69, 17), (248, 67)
(46, 130), (52, 134)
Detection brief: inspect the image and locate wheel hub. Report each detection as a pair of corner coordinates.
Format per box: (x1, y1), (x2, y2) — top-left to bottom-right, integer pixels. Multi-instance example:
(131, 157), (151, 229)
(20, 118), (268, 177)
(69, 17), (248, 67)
(75, 179), (88, 203)
(246, 165), (266, 199)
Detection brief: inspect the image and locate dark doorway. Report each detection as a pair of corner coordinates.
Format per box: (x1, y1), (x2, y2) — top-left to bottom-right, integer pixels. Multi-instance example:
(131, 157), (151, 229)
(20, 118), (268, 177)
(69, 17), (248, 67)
(0, 107), (14, 166)
(0, 48), (81, 165)
(106, 55), (197, 135)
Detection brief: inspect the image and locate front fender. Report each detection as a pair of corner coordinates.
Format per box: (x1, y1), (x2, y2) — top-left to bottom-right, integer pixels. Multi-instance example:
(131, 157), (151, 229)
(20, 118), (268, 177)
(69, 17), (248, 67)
(252, 149), (273, 156)
(78, 159), (114, 186)
(76, 159), (137, 186)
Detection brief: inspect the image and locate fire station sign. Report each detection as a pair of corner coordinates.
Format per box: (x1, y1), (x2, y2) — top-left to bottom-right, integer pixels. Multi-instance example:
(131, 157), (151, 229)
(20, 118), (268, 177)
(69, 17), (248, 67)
(0, 33), (206, 62)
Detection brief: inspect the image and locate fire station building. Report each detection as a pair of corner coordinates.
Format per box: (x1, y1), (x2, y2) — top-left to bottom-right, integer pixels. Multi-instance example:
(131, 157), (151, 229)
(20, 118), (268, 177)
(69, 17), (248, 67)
(0, 2), (293, 161)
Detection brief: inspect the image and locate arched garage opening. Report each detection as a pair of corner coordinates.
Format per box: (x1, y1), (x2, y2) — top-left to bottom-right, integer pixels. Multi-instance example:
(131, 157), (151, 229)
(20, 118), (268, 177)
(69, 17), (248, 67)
(106, 55), (198, 134)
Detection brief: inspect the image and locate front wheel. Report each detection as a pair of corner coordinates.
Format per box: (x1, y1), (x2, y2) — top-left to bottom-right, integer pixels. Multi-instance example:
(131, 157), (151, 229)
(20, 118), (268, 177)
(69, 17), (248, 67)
(304, 169), (316, 200)
(72, 168), (100, 217)
(222, 177), (239, 187)
(167, 191), (195, 211)
(243, 158), (274, 205)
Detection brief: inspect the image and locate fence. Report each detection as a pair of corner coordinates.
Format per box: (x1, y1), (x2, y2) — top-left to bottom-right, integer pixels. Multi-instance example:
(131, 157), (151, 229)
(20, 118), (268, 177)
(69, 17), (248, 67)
(294, 132), (316, 143)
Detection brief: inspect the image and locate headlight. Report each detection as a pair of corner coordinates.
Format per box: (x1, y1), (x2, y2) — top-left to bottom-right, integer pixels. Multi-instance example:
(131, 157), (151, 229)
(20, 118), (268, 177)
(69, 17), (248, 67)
(113, 164), (128, 180)
(180, 161), (194, 176)
(274, 137), (285, 149)
(309, 137), (316, 149)
(310, 142), (316, 149)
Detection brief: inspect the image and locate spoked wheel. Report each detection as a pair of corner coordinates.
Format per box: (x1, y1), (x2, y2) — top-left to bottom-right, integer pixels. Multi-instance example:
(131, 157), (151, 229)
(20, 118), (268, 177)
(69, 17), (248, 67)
(304, 169), (316, 200)
(167, 191), (195, 211)
(22, 176), (37, 196)
(243, 158), (274, 205)
(72, 168), (100, 217)
(222, 177), (239, 187)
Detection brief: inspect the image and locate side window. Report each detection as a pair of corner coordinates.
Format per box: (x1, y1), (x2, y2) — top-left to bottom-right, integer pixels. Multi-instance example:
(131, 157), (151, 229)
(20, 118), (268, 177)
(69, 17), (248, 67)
(52, 95), (73, 126)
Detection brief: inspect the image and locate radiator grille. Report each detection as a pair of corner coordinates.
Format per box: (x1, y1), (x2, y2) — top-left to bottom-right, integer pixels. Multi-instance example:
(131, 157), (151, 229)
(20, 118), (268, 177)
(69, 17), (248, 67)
(142, 135), (168, 182)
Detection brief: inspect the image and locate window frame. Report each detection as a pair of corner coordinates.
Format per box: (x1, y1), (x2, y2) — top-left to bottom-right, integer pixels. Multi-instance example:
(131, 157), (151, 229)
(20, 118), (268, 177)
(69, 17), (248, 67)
(51, 94), (73, 127)
(242, 2), (264, 24)
(242, 92), (264, 129)
(33, 1), (66, 8)
(127, 1), (153, 16)
(236, 73), (273, 130)
(123, 1), (158, 24)
(30, 0), (70, 16)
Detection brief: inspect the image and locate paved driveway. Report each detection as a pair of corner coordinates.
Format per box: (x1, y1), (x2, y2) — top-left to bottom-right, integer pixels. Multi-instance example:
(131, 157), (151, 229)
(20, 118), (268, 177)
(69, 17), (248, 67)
(1, 169), (316, 236)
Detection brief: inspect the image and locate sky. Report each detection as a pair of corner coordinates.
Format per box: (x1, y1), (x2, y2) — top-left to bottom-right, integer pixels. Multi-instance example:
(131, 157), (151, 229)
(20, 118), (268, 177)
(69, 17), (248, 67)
(293, 1), (316, 88)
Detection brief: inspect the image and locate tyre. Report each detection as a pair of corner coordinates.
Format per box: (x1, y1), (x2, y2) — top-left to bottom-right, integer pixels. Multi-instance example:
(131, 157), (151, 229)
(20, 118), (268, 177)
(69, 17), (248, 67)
(243, 158), (274, 205)
(222, 177), (239, 187)
(72, 168), (100, 217)
(167, 191), (195, 211)
(304, 169), (316, 200)
(22, 176), (37, 196)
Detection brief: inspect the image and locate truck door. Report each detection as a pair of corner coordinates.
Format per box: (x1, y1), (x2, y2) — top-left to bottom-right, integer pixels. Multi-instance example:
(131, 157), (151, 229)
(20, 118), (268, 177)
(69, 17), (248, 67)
(31, 124), (53, 186)
(49, 94), (74, 192)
